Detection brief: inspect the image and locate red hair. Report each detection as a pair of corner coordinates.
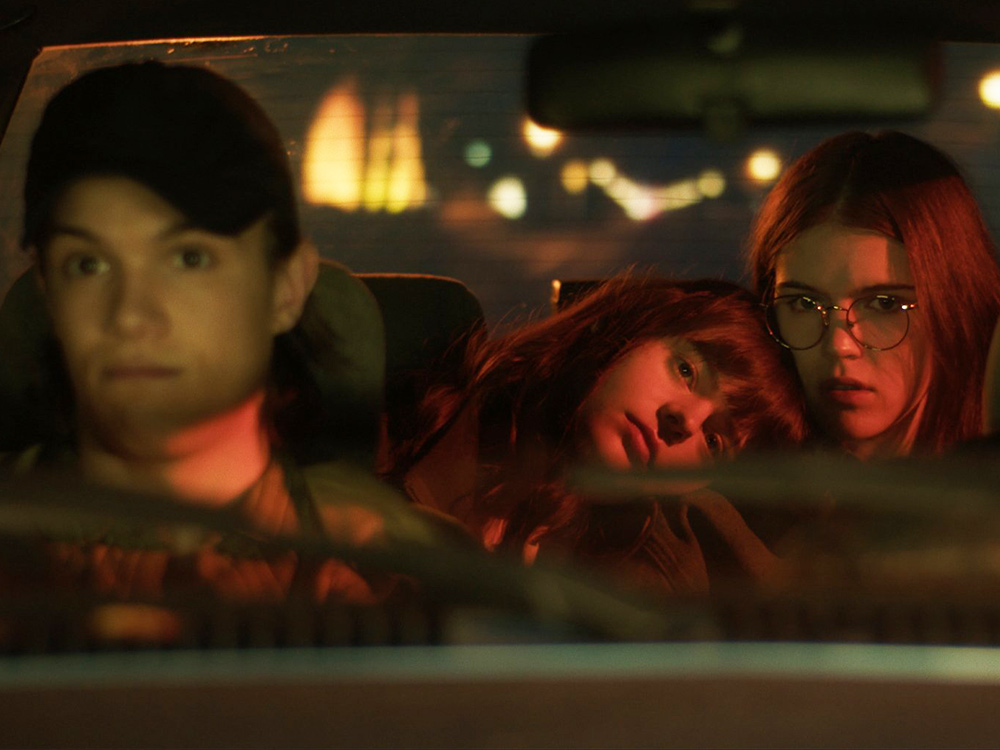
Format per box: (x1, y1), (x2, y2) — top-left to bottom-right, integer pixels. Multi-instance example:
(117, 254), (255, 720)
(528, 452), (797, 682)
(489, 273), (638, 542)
(747, 131), (1000, 453)
(393, 275), (808, 548)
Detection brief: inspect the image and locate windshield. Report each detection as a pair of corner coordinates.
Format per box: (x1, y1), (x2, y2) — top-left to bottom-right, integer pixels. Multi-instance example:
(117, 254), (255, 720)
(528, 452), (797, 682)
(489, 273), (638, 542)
(6, 28), (1000, 748)
(4, 36), (1000, 323)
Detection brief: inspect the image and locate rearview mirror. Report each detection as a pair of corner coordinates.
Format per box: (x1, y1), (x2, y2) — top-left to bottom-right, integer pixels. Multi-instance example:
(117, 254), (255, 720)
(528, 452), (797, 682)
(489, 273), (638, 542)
(527, 18), (941, 137)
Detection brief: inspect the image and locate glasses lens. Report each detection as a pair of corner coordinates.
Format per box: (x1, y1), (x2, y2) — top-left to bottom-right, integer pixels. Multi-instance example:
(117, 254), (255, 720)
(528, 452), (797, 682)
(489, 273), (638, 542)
(847, 295), (912, 350)
(768, 296), (825, 349)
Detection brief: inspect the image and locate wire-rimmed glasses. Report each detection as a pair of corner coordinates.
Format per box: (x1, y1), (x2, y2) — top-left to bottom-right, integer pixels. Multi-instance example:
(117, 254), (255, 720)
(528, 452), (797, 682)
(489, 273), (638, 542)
(764, 293), (919, 351)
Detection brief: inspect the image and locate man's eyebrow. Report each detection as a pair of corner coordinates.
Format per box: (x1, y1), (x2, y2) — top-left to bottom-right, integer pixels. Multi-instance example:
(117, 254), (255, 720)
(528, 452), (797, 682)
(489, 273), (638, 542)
(47, 220), (198, 243)
(156, 221), (200, 241)
(47, 224), (99, 243)
(776, 280), (917, 296)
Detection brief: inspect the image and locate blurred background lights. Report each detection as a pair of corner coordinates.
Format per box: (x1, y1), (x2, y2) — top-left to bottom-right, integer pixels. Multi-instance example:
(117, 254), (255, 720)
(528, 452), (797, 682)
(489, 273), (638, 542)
(303, 77), (427, 212)
(464, 139), (492, 168)
(588, 158), (617, 187)
(560, 160), (589, 194)
(602, 175), (703, 222)
(980, 71), (1000, 108)
(697, 169), (726, 198)
(523, 119), (563, 157)
(746, 149), (782, 183)
(302, 78), (364, 210)
(488, 176), (527, 219)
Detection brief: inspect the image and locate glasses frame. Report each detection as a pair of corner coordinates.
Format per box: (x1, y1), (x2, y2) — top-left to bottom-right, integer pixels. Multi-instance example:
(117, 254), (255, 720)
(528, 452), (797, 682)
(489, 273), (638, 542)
(764, 294), (919, 352)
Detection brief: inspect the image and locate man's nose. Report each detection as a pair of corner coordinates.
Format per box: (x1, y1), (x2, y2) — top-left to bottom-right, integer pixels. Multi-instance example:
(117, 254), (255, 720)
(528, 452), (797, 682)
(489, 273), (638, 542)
(108, 269), (166, 338)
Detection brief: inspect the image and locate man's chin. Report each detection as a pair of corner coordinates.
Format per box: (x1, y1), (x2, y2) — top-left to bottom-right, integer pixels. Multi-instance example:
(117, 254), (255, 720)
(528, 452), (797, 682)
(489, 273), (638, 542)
(84, 405), (206, 452)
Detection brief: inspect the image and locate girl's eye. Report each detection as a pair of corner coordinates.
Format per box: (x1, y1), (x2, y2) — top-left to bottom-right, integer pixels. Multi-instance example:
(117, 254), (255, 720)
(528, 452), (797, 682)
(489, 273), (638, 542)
(789, 295), (822, 313)
(677, 358), (696, 386)
(864, 294), (904, 314)
(174, 248), (214, 269)
(63, 254), (110, 278)
(704, 432), (726, 457)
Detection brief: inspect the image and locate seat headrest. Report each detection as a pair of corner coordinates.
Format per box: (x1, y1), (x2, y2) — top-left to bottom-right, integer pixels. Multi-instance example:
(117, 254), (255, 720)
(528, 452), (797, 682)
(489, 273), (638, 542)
(357, 273), (485, 379)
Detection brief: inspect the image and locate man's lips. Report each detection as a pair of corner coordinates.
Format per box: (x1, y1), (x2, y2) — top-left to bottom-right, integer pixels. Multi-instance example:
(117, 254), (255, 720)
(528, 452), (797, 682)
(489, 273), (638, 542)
(625, 412), (658, 468)
(103, 363), (181, 379)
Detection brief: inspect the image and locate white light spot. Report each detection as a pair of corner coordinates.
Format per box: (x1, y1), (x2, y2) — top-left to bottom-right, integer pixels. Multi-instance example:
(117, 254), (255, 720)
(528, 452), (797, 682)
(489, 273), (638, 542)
(487, 176), (527, 219)
(980, 71), (1000, 109)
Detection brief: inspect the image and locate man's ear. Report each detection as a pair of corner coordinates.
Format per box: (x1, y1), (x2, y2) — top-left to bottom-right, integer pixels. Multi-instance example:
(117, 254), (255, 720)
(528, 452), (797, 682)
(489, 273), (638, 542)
(271, 240), (319, 335)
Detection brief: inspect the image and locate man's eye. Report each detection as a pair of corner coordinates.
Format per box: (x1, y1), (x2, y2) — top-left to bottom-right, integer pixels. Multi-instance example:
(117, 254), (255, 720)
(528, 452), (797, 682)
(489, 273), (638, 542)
(174, 248), (214, 269)
(63, 254), (109, 278)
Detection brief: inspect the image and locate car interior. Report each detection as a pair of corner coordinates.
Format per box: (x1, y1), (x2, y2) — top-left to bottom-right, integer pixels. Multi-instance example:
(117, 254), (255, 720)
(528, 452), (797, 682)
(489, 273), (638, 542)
(3, 0), (1000, 747)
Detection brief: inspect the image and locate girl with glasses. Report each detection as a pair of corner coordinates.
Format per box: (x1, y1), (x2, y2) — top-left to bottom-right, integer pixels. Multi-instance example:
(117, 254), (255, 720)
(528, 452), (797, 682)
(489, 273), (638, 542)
(748, 131), (1000, 458)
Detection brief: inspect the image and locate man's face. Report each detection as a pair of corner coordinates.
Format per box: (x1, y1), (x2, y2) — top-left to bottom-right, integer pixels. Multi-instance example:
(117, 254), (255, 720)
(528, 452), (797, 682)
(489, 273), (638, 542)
(39, 176), (287, 452)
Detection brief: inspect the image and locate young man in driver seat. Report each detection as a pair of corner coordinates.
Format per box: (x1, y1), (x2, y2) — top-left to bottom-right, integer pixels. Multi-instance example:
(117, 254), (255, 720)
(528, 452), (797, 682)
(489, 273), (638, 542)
(8, 61), (435, 603)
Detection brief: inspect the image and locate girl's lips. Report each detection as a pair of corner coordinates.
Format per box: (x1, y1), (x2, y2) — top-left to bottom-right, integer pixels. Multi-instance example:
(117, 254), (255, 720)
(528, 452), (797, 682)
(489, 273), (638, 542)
(820, 377), (874, 405)
(625, 412), (658, 468)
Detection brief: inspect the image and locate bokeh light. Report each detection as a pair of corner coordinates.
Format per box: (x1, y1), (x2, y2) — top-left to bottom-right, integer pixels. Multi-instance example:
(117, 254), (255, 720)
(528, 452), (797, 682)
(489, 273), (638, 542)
(303, 77), (427, 212)
(523, 119), (563, 157)
(746, 149), (782, 183)
(561, 160), (590, 194)
(588, 158), (617, 187)
(488, 176), (527, 219)
(980, 71), (1000, 109)
(697, 169), (726, 198)
(464, 139), (492, 168)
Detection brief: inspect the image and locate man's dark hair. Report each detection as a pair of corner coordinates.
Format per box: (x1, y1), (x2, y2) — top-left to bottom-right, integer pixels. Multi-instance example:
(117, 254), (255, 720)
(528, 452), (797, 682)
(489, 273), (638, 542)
(23, 61), (300, 260)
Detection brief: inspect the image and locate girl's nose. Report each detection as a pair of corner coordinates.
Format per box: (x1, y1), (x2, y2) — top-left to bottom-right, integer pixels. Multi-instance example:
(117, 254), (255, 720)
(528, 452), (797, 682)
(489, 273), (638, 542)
(656, 396), (712, 446)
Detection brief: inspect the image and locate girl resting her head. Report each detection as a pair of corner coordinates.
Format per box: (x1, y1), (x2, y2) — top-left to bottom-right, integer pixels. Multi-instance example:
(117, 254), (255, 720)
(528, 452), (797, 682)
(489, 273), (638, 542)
(389, 275), (809, 594)
(748, 130), (1000, 458)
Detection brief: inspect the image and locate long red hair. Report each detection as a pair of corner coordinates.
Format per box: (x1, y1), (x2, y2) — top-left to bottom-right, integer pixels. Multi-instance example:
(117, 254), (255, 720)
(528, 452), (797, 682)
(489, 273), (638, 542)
(747, 130), (1000, 453)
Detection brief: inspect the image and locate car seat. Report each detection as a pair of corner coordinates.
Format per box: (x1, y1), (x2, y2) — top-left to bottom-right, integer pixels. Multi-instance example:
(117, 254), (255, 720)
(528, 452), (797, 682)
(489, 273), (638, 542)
(356, 273), (486, 470)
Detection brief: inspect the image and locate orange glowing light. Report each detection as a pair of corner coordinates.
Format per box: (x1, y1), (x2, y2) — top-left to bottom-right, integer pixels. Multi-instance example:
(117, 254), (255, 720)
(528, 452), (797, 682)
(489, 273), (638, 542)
(980, 71), (1000, 109)
(746, 149), (782, 183)
(523, 119), (563, 157)
(561, 160), (589, 194)
(303, 78), (428, 212)
(303, 77), (364, 211)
